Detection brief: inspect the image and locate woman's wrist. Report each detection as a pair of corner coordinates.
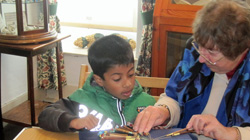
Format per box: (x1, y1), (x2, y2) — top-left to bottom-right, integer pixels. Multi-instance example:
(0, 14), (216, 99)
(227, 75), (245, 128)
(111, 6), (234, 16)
(157, 104), (170, 125)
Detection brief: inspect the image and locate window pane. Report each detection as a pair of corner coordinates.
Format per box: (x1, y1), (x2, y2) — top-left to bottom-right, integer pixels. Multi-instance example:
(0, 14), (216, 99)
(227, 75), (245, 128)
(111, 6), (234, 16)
(57, 0), (138, 28)
(166, 32), (192, 77)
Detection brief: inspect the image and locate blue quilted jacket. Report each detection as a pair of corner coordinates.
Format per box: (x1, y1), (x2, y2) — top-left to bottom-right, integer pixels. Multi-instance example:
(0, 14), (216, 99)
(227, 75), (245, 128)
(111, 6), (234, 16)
(165, 39), (250, 128)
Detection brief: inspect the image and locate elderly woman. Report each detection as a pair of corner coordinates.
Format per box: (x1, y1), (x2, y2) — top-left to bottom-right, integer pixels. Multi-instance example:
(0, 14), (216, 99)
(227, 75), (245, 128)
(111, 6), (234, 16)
(133, 0), (250, 139)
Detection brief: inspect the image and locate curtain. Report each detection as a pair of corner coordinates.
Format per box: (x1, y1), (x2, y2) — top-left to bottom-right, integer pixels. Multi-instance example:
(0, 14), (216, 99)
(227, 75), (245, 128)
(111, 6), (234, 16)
(135, 0), (155, 77)
(37, 1), (67, 90)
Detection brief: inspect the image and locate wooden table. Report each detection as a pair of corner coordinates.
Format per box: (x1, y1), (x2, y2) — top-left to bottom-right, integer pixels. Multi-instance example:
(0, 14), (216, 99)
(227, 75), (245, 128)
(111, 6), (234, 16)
(0, 34), (70, 126)
(14, 127), (197, 140)
(14, 127), (79, 140)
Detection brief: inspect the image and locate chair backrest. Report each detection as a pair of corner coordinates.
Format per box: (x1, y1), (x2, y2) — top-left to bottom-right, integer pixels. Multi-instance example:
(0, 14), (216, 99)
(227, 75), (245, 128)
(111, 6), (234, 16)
(78, 64), (169, 100)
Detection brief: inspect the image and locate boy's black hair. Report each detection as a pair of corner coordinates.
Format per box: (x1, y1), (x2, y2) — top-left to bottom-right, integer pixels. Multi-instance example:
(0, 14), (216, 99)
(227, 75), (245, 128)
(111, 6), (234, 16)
(88, 35), (134, 80)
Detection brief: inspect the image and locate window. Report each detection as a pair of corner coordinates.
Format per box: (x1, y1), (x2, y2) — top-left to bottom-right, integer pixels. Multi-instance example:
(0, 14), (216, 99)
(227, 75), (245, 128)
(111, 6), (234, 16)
(57, 0), (138, 32)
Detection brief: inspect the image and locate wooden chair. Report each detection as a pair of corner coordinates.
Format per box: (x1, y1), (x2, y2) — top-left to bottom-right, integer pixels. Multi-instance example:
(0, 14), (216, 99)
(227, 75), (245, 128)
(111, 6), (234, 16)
(78, 64), (169, 100)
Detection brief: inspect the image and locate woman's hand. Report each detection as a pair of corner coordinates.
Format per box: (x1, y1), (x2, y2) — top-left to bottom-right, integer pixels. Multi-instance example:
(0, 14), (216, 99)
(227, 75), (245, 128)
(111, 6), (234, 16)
(186, 114), (239, 140)
(133, 105), (170, 133)
(70, 114), (99, 130)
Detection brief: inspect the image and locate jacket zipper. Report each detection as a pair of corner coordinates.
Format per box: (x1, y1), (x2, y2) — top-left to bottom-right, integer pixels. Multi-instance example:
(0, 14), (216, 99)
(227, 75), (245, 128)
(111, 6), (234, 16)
(116, 99), (126, 126)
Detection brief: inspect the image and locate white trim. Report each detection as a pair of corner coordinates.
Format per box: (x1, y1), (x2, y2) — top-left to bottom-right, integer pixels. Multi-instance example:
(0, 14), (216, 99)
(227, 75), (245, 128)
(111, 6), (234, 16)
(13, 127), (27, 140)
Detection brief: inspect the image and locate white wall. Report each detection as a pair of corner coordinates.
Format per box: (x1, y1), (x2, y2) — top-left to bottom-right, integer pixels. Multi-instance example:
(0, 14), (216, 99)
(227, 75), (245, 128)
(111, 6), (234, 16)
(1, 54), (27, 105)
(64, 54), (91, 86)
(136, 0), (142, 58)
(1, 54), (27, 113)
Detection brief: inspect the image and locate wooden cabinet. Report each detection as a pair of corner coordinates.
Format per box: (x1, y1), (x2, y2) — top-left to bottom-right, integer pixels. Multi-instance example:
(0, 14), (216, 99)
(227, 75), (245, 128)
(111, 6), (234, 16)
(151, 0), (202, 95)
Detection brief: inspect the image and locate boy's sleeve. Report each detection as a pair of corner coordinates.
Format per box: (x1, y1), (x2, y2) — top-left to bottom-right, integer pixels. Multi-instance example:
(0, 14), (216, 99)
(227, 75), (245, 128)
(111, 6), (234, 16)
(38, 98), (79, 132)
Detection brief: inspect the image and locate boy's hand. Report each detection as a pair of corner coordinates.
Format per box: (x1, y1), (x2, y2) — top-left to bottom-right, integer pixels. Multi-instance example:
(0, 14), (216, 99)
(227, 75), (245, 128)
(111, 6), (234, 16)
(70, 114), (99, 130)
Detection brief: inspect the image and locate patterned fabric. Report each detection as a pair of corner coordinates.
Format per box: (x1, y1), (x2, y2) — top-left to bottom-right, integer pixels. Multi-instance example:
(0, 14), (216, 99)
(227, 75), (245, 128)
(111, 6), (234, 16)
(165, 38), (250, 128)
(135, 0), (155, 77)
(37, 1), (67, 90)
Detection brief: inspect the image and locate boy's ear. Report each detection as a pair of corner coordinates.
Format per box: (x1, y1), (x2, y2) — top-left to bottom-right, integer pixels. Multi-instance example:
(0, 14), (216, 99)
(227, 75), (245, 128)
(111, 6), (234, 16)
(93, 74), (104, 86)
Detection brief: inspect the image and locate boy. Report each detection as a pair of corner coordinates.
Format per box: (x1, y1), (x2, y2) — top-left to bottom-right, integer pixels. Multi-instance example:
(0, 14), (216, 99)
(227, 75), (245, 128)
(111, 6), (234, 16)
(38, 35), (156, 132)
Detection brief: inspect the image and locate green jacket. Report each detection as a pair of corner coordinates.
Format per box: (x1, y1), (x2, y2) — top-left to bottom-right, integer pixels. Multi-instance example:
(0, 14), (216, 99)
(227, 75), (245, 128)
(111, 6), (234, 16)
(69, 72), (156, 127)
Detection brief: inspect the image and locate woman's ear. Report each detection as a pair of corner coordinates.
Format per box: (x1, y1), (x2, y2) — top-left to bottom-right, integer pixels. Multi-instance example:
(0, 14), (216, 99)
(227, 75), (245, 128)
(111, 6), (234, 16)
(93, 74), (104, 86)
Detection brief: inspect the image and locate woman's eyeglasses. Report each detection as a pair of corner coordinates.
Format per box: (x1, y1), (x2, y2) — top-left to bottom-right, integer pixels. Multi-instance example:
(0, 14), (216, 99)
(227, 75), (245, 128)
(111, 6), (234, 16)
(191, 41), (224, 65)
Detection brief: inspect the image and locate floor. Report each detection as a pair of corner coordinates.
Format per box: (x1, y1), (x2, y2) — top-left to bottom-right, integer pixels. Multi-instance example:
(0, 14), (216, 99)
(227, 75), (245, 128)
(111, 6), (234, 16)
(3, 123), (24, 140)
(1, 86), (75, 139)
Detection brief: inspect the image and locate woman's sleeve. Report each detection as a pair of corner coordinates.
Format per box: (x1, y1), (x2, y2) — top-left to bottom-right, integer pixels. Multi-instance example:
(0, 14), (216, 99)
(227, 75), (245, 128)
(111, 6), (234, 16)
(237, 127), (250, 140)
(155, 93), (180, 128)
